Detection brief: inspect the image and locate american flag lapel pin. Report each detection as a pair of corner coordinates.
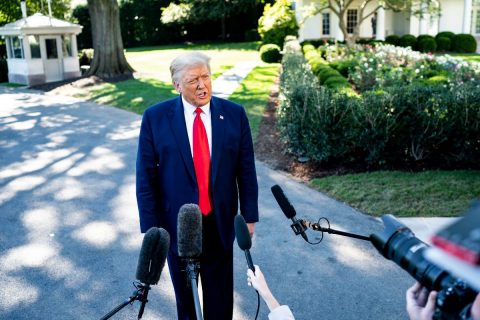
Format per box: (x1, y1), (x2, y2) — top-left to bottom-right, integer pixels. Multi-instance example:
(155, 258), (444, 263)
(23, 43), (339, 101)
(219, 115), (224, 120)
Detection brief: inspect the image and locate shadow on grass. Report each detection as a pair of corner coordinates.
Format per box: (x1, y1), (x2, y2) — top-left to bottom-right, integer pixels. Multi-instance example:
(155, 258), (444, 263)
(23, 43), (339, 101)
(78, 78), (178, 115)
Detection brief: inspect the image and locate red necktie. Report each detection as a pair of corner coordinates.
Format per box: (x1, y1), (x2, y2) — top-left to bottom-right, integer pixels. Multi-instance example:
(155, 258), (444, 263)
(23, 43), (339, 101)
(193, 107), (212, 215)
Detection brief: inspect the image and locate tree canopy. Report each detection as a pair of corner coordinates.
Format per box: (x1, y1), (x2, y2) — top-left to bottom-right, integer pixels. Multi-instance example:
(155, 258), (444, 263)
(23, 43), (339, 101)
(0, 0), (72, 26)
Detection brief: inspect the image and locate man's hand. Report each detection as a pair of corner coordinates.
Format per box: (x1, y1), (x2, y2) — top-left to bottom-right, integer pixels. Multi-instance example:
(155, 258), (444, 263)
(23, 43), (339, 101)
(247, 223), (255, 238)
(406, 282), (437, 320)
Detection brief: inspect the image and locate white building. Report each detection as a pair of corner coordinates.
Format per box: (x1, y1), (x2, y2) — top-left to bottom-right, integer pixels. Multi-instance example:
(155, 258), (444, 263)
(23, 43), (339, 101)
(295, 0), (479, 43)
(0, 10), (82, 86)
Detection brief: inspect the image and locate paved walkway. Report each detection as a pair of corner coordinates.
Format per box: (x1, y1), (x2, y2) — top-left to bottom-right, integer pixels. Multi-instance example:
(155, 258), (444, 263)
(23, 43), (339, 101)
(0, 66), (456, 319)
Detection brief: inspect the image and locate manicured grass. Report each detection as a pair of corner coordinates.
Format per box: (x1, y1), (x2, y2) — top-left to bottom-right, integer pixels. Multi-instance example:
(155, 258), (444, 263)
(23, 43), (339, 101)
(311, 170), (480, 217)
(229, 63), (280, 142)
(448, 53), (480, 63)
(74, 78), (178, 114)
(0, 82), (26, 87)
(126, 42), (260, 83)
(72, 41), (262, 114)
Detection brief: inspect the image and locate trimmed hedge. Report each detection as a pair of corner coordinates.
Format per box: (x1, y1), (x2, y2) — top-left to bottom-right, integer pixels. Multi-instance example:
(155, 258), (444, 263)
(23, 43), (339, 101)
(436, 37), (451, 52)
(279, 39), (480, 168)
(452, 34), (477, 53)
(385, 35), (400, 46)
(435, 31), (455, 42)
(260, 44), (282, 63)
(418, 37), (437, 53)
(399, 34), (417, 48)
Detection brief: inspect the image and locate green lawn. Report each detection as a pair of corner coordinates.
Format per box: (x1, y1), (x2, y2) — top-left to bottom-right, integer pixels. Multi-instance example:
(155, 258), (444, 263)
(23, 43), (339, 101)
(448, 53), (480, 63)
(311, 170), (480, 217)
(229, 63), (280, 142)
(126, 41), (261, 83)
(73, 41), (263, 116)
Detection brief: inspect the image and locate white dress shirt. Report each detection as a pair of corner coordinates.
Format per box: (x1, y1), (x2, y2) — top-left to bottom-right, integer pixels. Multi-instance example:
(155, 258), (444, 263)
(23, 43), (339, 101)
(182, 96), (212, 158)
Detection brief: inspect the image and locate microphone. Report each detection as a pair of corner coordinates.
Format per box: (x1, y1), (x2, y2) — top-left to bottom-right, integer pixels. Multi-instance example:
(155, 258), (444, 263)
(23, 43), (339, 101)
(136, 227), (170, 285)
(271, 184), (309, 242)
(177, 203), (203, 320)
(177, 203), (202, 259)
(234, 214), (255, 272)
(100, 227), (170, 320)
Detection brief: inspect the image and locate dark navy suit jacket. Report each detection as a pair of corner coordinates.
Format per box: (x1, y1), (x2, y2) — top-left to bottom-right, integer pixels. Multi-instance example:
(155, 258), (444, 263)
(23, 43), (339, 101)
(136, 95), (259, 253)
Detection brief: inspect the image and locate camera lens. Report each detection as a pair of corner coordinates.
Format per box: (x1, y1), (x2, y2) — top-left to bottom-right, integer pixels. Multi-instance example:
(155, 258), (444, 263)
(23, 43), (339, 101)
(370, 214), (452, 291)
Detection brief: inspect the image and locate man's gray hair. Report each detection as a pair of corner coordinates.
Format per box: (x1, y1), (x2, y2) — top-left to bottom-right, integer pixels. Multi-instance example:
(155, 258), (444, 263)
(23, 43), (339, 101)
(170, 51), (211, 84)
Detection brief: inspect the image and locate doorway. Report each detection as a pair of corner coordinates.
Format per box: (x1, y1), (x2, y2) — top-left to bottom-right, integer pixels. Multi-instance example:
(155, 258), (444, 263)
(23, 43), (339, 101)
(42, 36), (63, 82)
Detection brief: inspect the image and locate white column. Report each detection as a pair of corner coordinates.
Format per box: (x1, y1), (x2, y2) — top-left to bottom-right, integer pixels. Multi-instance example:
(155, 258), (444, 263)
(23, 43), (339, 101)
(463, 0), (473, 33)
(376, 7), (385, 40)
(419, 2), (428, 35)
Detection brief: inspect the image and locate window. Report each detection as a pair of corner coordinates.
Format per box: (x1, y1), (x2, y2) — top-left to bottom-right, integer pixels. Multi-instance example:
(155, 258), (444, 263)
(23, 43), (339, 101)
(29, 35), (41, 59)
(45, 39), (58, 59)
(62, 35), (73, 57)
(476, 9), (480, 34)
(347, 9), (358, 34)
(322, 12), (330, 35)
(8, 36), (25, 59)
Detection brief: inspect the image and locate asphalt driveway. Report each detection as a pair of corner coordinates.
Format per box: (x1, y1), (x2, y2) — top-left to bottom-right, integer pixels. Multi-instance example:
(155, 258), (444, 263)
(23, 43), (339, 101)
(0, 86), (414, 319)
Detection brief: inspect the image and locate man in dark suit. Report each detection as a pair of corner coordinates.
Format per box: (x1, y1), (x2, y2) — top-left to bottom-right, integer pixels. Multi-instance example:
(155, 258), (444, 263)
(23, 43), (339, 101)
(136, 51), (259, 319)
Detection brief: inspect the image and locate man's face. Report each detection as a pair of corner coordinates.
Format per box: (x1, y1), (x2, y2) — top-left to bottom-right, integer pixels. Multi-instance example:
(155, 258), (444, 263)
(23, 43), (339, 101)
(175, 64), (212, 107)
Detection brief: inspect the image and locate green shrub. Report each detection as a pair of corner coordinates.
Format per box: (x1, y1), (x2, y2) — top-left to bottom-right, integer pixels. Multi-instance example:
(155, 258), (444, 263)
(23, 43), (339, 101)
(436, 36), (451, 52)
(79, 48), (94, 66)
(426, 75), (448, 85)
(435, 31), (455, 42)
(0, 58), (8, 83)
(418, 37), (437, 53)
(279, 41), (480, 167)
(245, 29), (260, 41)
(260, 44), (282, 63)
(329, 59), (354, 77)
(258, 0), (299, 47)
(399, 34), (417, 48)
(302, 44), (315, 53)
(452, 34), (477, 53)
(324, 76), (348, 86)
(385, 35), (400, 46)
(318, 68), (342, 84)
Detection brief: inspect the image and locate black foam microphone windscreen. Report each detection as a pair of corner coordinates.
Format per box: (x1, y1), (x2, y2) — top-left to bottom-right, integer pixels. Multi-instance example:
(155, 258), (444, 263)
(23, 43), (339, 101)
(177, 203), (202, 258)
(235, 214), (252, 251)
(271, 184), (309, 242)
(235, 214), (255, 271)
(271, 184), (297, 219)
(136, 227), (170, 285)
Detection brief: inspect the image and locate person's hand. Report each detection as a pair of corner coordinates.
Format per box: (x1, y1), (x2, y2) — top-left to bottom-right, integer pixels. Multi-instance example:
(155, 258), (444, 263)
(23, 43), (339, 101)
(247, 265), (280, 311)
(472, 293), (480, 320)
(247, 265), (267, 294)
(247, 223), (255, 238)
(406, 282), (437, 320)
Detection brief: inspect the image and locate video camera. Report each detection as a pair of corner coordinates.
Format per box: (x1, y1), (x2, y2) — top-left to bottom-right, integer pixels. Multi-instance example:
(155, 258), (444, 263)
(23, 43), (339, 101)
(371, 215), (477, 319)
(271, 184), (478, 320)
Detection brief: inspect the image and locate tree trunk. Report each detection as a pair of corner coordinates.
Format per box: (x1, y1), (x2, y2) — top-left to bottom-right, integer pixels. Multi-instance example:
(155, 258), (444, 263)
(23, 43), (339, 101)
(86, 0), (134, 79)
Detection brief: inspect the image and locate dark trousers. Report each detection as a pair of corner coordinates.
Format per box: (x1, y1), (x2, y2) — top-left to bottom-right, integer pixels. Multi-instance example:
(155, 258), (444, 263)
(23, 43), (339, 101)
(168, 213), (234, 320)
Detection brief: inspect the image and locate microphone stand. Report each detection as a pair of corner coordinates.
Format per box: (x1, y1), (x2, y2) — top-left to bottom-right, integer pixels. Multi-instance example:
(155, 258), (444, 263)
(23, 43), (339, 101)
(99, 282), (150, 320)
(184, 259), (203, 320)
(301, 219), (371, 241)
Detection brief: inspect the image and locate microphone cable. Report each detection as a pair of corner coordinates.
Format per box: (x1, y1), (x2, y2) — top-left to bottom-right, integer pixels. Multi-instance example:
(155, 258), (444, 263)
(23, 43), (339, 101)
(304, 217), (329, 245)
(254, 290), (260, 320)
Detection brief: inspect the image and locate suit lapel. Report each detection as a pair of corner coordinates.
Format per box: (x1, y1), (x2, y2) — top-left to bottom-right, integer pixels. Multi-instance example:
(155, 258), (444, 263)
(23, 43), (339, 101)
(210, 97), (225, 188)
(168, 96), (196, 183)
